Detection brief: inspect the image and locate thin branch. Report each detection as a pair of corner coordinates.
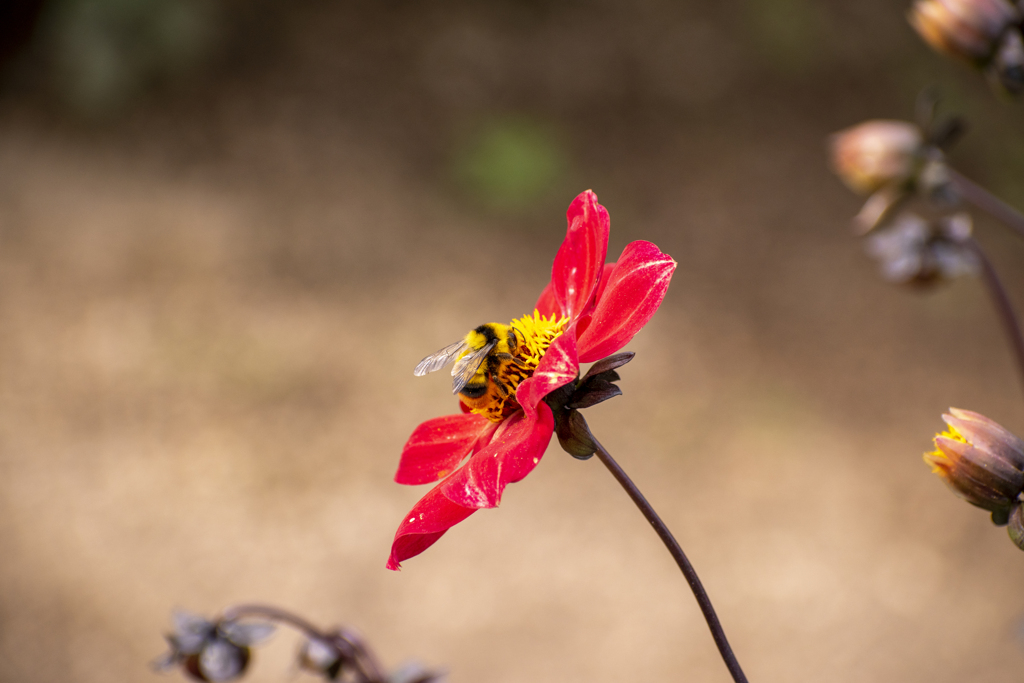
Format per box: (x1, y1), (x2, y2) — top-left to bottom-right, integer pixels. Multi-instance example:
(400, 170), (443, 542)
(590, 436), (749, 683)
(221, 604), (387, 683)
(966, 237), (1024, 399)
(343, 628), (388, 683)
(222, 603), (328, 641)
(949, 169), (1024, 239)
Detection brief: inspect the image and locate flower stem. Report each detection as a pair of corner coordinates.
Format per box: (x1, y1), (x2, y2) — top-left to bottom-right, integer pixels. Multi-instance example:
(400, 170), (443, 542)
(966, 237), (1024, 399)
(221, 604), (387, 683)
(590, 436), (749, 683)
(222, 603), (327, 640)
(949, 169), (1024, 240)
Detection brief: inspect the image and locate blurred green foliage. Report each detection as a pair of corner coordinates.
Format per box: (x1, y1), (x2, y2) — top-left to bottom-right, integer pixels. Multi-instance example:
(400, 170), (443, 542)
(744, 0), (823, 74)
(452, 116), (569, 213)
(38, 0), (220, 117)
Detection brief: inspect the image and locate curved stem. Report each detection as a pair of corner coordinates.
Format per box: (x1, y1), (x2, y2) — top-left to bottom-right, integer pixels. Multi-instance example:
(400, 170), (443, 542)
(966, 237), (1024, 399)
(949, 169), (1024, 240)
(222, 603), (328, 641)
(221, 604), (387, 683)
(590, 436), (749, 683)
(342, 628), (388, 683)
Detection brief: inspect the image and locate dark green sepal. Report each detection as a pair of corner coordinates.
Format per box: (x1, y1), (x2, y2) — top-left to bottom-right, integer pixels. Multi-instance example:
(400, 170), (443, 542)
(581, 352), (634, 381)
(544, 380), (577, 415)
(568, 380), (621, 409)
(555, 409), (597, 460)
(566, 352), (632, 409)
(545, 352), (634, 460)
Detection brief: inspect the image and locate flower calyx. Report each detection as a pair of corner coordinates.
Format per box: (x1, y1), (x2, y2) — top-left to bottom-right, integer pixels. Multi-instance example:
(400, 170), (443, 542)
(545, 352), (634, 460)
(1004, 502), (1024, 550)
(298, 629), (444, 683)
(298, 633), (355, 681)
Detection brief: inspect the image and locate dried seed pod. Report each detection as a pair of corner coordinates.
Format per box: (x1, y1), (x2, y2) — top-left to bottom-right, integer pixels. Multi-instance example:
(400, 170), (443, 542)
(298, 637), (347, 680)
(864, 212), (977, 287)
(153, 612), (275, 682)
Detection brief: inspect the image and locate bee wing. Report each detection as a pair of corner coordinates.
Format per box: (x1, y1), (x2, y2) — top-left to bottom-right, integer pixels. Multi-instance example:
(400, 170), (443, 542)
(414, 339), (471, 376)
(451, 340), (496, 395)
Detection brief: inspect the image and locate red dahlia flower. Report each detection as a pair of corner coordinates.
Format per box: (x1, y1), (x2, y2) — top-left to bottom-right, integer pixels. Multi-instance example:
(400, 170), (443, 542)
(387, 190), (676, 570)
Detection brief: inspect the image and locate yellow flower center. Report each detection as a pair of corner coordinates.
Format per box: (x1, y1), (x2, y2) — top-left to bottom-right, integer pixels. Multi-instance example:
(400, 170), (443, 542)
(460, 310), (568, 423)
(925, 425), (968, 475)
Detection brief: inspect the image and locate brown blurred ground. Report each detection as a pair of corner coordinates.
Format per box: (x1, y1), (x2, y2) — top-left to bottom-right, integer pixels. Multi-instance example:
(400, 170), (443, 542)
(2, 1), (1024, 682)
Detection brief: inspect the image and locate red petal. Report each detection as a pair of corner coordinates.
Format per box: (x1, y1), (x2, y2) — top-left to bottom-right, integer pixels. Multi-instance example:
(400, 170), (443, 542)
(576, 241), (676, 363)
(386, 486), (477, 570)
(395, 414), (491, 485)
(534, 281), (559, 318)
(439, 405), (555, 508)
(550, 191), (609, 321)
(572, 263), (615, 340)
(514, 330), (579, 421)
(592, 262), (616, 308)
(499, 401), (555, 485)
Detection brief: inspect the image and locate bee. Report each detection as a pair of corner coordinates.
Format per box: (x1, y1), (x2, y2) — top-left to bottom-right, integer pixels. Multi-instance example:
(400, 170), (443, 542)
(414, 323), (523, 405)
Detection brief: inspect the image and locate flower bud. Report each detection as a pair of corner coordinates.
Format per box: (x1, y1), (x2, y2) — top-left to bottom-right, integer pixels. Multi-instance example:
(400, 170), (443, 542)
(555, 409), (598, 460)
(924, 408), (1024, 517)
(191, 639), (250, 683)
(298, 637), (346, 680)
(830, 120), (926, 195)
(1008, 503), (1024, 549)
(909, 0), (1019, 64)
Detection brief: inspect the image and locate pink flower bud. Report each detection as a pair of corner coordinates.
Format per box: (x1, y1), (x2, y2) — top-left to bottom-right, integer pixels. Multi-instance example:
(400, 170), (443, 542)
(830, 120), (926, 195)
(909, 0), (1019, 64)
(924, 408), (1024, 518)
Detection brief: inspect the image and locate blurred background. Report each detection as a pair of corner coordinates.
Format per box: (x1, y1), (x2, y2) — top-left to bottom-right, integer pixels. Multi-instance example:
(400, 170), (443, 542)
(1, 1), (1024, 681)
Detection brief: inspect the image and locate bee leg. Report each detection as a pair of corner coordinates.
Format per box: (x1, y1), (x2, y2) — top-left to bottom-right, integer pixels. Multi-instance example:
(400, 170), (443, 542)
(493, 379), (511, 398)
(507, 357), (528, 373)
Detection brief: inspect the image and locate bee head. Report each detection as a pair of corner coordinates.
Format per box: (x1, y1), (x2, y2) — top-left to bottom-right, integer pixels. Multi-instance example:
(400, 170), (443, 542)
(468, 324), (501, 350)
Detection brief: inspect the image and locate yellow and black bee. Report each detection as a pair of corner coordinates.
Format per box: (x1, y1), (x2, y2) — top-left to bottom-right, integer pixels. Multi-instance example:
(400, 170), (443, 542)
(414, 323), (529, 418)
(414, 312), (567, 421)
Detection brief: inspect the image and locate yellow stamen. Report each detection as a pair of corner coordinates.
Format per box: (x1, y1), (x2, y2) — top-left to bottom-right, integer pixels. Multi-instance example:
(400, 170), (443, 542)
(924, 425), (967, 475)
